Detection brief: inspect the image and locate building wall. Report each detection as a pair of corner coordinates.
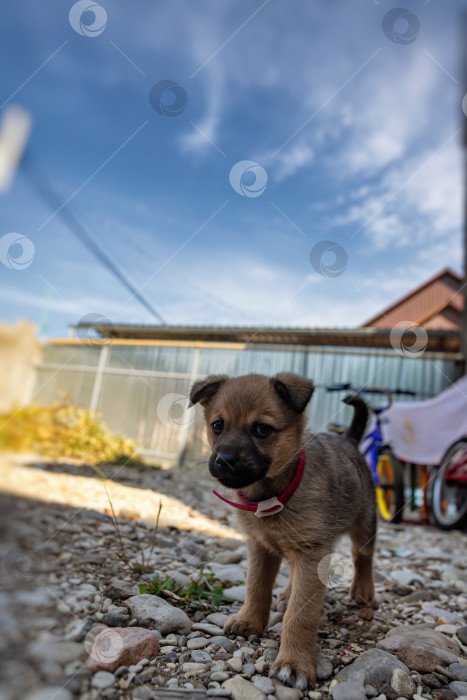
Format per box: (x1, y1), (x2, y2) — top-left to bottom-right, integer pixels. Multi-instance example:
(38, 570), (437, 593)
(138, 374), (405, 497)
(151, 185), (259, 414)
(33, 340), (459, 467)
(424, 307), (461, 331)
(0, 321), (42, 413)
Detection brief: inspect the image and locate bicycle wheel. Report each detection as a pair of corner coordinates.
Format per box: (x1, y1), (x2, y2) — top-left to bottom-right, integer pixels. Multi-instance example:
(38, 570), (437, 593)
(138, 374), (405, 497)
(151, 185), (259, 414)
(431, 438), (467, 531)
(375, 447), (404, 523)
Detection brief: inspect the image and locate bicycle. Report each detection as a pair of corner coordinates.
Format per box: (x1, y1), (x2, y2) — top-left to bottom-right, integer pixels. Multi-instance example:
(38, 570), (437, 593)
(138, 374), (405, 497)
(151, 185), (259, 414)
(431, 438), (467, 530)
(326, 384), (416, 524)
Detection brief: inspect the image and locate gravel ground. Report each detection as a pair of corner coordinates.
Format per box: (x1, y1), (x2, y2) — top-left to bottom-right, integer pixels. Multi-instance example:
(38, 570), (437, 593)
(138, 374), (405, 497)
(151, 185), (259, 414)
(1, 454), (466, 700)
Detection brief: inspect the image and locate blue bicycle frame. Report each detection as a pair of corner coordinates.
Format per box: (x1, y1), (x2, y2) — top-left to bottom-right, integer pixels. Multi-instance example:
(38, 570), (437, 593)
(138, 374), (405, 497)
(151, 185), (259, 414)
(326, 383), (415, 490)
(362, 419), (384, 486)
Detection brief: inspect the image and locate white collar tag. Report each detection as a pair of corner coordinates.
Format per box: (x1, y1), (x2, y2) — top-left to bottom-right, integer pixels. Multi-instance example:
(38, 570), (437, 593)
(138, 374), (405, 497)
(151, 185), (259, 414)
(255, 497), (284, 518)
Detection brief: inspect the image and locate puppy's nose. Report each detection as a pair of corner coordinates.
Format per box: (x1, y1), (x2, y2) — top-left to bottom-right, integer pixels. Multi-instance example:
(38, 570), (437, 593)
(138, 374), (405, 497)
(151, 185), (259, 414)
(215, 452), (236, 470)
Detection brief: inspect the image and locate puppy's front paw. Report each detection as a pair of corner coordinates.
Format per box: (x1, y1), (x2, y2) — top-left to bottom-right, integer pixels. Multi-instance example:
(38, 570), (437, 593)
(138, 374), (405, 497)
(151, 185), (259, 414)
(349, 576), (374, 604)
(224, 614), (264, 637)
(269, 655), (316, 690)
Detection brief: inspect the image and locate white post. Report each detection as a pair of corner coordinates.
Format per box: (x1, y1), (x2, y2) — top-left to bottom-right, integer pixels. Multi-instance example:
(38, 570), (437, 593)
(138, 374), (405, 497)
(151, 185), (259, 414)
(89, 345), (109, 412)
(178, 346), (201, 465)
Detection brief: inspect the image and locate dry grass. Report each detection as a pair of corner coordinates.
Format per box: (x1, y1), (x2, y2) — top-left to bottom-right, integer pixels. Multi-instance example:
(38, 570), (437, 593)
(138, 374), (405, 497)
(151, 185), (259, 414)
(0, 401), (144, 466)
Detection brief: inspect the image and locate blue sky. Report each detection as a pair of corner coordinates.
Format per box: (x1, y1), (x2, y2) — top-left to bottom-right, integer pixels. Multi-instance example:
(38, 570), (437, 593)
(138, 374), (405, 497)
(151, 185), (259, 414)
(0, 0), (465, 337)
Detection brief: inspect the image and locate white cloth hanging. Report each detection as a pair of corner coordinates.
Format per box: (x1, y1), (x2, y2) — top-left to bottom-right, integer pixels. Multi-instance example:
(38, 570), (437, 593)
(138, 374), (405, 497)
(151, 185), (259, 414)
(384, 376), (467, 465)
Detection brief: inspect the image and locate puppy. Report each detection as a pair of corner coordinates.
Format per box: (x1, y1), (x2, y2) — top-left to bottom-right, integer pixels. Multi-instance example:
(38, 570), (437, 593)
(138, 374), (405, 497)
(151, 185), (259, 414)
(190, 372), (376, 690)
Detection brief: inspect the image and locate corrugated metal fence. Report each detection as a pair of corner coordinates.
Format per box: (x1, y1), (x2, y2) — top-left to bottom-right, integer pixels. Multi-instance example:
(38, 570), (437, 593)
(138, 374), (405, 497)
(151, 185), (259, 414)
(34, 340), (459, 466)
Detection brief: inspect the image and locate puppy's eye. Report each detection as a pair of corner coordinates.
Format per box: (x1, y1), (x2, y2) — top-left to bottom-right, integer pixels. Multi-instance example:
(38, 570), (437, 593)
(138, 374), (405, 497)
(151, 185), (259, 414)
(254, 422), (273, 438)
(211, 419), (224, 434)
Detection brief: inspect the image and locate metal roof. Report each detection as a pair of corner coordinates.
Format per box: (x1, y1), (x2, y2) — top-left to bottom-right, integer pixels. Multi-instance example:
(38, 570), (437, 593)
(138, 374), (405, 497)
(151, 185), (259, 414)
(71, 322), (461, 353)
(363, 268), (463, 328)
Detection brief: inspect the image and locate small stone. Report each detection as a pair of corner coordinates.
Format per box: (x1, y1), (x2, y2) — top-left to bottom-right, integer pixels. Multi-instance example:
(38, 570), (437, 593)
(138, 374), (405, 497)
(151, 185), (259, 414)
(392, 584), (414, 596)
(104, 578), (139, 599)
(457, 626), (467, 646)
(192, 623), (225, 635)
(91, 671), (116, 689)
(390, 568), (424, 586)
(227, 657), (243, 673)
(271, 679), (302, 700)
(182, 662), (208, 677)
(242, 663), (256, 676)
(222, 676), (266, 700)
(101, 613), (129, 627)
(365, 687), (378, 698)
(24, 689), (73, 700)
(336, 649), (409, 687)
(432, 690), (457, 700)
(309, 693), (322, 700)
(421, 673), (442, 689)
(209, 636), (236, 653)
(134, 668), (156, 685)
(436, 624), (460, 636)
(396, 645), (457, 673)
(213, 550), (243, 564)
(28, 640), (83, 665)
(191, 650), (212, 663)
(390, 668), (416, 699)
(261, 640), (279, 649)
(449, 681), (467, 695)
(254, 676), (275, 694)
(449, 663), (467, 682)
(377, 625), (459, 675)
(332, 681), (366, 700)
(211, 671), (229, 681)
(233, 648), (246, 660)
(263, 648), (278, 663)
(255, 657), (269, 673)
(358, 607), (374, 621)
(86, 627), (160, 672)
(268, 622), (282, 634)
(165, 569), (191, 589)
(207, 563), (245, 582)
(132, 688), (154, 700)
(223, 586), (247, 603)
(126, 595), (191, 634)
(268, 612), (283, 628)
(438, 666), (456, 681)
(400, 590), (436, 603)
(187, 637), (210, 649)
(315, 652), (333, 681)
(422, 606), (463, 624)
(206, 613), (230, 627)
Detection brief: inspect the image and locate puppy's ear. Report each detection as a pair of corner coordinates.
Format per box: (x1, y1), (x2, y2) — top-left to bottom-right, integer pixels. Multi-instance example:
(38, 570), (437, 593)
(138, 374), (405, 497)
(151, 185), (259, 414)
(271, 372), (314, 413)
(190, 375), (228, 407)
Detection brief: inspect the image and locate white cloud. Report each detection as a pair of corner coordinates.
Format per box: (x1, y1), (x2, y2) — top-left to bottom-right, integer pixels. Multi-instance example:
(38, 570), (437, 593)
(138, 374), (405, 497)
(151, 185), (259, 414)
(274, 144), (314, 180)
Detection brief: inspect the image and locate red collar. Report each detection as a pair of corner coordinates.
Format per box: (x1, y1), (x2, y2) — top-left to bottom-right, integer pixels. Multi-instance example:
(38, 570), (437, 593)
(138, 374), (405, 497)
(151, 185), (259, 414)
(212, 448), (305, 518)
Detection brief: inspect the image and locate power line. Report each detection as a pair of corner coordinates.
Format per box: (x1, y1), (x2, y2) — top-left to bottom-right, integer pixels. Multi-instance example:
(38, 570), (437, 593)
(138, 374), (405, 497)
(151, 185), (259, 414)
(111, 229), (258, 323)
(23, 154), (167, 325)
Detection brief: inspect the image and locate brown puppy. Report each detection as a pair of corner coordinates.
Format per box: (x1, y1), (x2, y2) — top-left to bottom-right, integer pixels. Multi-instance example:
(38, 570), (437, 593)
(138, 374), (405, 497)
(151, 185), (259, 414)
(190, 372), (376, 689)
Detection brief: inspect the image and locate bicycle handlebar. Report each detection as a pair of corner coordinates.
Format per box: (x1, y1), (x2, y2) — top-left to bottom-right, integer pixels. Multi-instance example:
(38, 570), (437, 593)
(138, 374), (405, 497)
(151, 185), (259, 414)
(326, 384), (415, 397)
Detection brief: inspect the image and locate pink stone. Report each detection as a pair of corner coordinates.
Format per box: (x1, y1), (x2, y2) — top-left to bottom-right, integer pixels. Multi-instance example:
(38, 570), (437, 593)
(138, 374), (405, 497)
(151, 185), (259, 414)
(86, 626), (160, 672)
